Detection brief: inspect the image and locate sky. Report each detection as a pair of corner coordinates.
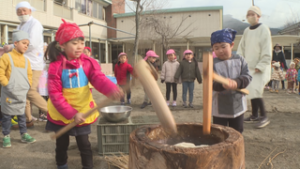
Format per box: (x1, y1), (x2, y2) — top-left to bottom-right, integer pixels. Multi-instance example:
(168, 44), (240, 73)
(125, 0), (300, 28)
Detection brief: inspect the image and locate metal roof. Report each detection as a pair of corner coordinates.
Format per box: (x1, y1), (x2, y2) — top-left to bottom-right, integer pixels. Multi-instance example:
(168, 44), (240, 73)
(114, 6), (223, 18)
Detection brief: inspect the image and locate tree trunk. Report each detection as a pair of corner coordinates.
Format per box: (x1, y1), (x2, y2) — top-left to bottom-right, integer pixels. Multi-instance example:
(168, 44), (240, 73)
(132, 0), (141, 65)
(131, 0), (142, 85)
(129, 123), (245, 169)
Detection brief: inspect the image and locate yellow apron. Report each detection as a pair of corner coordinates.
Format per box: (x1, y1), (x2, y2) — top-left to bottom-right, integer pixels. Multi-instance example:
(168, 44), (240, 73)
(48, 58), (98, 125)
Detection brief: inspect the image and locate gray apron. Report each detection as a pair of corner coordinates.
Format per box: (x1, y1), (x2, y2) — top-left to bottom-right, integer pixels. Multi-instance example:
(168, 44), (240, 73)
(1, 53), (30, 115)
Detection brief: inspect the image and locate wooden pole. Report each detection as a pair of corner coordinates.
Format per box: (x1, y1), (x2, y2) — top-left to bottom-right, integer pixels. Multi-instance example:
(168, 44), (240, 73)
(135, 59), (177, 135)
(202, 52), (213, 135)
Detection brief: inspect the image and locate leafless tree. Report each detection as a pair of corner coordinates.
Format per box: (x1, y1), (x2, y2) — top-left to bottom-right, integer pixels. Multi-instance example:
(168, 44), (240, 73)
(140, 12), (193, 61)
(119, 0), (163, 65)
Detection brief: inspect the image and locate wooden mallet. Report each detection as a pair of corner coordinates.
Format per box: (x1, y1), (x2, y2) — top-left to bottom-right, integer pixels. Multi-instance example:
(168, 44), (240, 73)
(134, 59), (177, 135)
(202, 52), (249, 135)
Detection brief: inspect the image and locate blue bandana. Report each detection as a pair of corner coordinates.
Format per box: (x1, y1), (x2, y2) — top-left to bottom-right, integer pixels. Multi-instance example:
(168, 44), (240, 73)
(210, 28), (237, 46)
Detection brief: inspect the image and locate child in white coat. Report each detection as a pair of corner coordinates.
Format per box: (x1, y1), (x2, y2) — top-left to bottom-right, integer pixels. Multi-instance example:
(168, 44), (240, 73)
(161, 49), (180, 106)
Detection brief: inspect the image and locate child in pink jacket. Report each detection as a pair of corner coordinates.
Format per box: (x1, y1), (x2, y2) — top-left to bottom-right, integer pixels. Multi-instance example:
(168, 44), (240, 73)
(45, 19), (122, 169)
(285, 62), (298, 94)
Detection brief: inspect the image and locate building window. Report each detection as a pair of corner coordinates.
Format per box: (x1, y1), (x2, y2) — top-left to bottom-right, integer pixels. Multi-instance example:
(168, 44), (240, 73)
(15, 0), (46, 11)
(53, 0), (73, 20)
(75, 0), (103, 20)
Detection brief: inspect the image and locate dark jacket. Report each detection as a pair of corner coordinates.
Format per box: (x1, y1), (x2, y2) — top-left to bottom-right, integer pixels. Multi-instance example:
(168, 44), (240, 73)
(272, 51), (287, 69)
(174, 59), (202, 83)
(146, 60), (158, 80)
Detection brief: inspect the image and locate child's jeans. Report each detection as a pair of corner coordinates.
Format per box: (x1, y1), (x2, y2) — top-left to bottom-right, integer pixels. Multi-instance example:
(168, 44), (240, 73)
(166, 83), (177, 101)
(287, 81), (295, 91)
(119, 85), (131, 102)
(272, 80), (280, 90)
(56, 134), (93, 169)
(182, 81), (194, 103)
(2, 113), (27, 136)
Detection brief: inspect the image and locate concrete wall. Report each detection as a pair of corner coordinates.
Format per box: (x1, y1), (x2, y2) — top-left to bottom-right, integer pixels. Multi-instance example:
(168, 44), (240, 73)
(116, 10), (222, 39)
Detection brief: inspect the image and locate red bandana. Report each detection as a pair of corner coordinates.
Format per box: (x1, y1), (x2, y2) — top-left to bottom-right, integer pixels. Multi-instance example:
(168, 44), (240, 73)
(55, 19), (84, 45)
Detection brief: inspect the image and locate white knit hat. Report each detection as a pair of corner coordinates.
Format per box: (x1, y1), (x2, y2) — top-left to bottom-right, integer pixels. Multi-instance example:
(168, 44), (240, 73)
(248, 6), (262, 16)
(12, 30), (29, 43)
(272, 62), (280, 68)
(290, 62), (295, 66)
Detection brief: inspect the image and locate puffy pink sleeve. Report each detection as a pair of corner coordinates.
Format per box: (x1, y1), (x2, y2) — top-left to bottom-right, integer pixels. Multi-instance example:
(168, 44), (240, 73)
(48, 62), (78, 120)
(85, 58), (118, 96)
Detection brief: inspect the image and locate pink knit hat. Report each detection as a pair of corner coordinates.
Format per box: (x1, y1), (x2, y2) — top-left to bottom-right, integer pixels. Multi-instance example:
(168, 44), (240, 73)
(144, 50), (159, 60)
(118, 52), (127, 58)
(166, 49), (175, 55)
(183, 49), (193, 56)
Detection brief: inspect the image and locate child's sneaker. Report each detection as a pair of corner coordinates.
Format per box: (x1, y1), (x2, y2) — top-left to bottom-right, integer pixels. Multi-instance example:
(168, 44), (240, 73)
(275, 90), (279, 93)
(127, 99), (131, 105)
(244, 115), (259, 123)
(3, 135), (11, 148)
(269, 89), (274, 93)
(38, 114), (47, 122)
(166, 101), (170, 106)
(21, 133), (36, 144)
(189, 103), (194, 108)
(172, 101), (177, 107)
(183, 102), (188, 108)
(31, 116), (38, 121)
(140, 102), (148, 109)
(120, 102), (125, 105)
(256, 117), (270, 129)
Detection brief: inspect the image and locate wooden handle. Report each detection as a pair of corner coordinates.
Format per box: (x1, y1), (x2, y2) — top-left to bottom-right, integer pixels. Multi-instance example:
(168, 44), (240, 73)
(202, 52), (213, 135)
(135, 59), (177, 135)
(50, 98), (112, 140)
(213, 73), (249, 95)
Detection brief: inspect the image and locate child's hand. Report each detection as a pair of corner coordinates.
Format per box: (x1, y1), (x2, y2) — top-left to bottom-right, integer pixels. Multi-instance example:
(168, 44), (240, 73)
(109, 88), (124, 100)
(161, 79), (165, 83)
(74, 113), (85, 124)
(255, 68), (261, 73)
(222, 79), (237, 90)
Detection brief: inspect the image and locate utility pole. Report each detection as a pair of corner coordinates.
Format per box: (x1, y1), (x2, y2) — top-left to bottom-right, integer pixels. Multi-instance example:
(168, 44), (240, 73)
(252, 0), (254, 6)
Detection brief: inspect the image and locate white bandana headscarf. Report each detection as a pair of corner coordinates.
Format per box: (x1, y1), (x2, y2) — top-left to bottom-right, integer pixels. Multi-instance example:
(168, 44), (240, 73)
(16, 1), (36, 11)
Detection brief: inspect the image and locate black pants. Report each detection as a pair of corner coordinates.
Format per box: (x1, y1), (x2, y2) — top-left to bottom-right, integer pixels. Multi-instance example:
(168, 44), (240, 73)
(56, 134), (93, 169)
(213, 114), (244, 133)
(251, 98), (266, 117)
(166, 83), (177, 101)
(281, 80), (285, 89)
